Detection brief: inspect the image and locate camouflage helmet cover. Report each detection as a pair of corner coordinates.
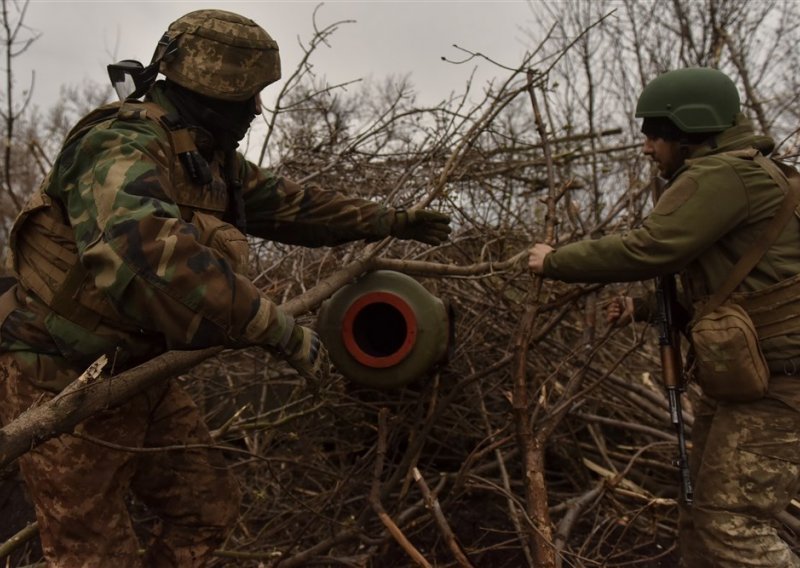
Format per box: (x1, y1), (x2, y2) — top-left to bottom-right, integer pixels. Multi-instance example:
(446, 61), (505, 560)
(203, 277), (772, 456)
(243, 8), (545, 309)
(159, 9), (281, 102)
(635, 67), (740, 133)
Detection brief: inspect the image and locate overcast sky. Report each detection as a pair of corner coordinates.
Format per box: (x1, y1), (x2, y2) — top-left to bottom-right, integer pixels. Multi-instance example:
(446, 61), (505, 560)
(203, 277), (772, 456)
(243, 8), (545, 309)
(14, 1), (536, 113)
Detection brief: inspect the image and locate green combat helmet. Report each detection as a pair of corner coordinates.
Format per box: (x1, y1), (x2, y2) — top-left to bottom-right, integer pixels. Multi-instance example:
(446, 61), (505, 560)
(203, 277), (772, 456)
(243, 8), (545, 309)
(157, 9), (281, 102)
(635, 67), (740, 133)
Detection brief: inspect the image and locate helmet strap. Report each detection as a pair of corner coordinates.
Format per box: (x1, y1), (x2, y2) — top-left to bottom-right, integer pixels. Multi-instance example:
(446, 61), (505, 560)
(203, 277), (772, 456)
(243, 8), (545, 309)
(107, 29), (177, 101)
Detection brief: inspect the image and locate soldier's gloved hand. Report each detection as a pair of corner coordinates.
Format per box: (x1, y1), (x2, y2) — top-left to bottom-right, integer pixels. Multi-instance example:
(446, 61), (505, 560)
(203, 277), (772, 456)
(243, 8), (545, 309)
(391, 209), (452, 245)
(281, 323), (330, 381)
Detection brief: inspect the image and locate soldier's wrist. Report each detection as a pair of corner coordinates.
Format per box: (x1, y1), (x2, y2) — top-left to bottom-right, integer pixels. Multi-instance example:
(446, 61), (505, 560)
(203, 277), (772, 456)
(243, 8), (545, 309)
(245, 302), (297, 352)
(541, 252), (555, 278)
(390, 209), (409, 234)
(280, 322), (304, 357)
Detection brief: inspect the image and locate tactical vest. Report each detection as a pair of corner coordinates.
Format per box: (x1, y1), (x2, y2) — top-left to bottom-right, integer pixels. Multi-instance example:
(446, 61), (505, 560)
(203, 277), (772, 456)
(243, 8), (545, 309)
(5, 100), (249, 332)
(688, 149), (800, 371)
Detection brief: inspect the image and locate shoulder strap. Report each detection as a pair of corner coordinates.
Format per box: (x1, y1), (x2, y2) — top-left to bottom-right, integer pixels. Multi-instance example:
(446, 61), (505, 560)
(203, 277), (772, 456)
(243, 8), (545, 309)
(701, 152), (800, 315)
(60, 100), (195, 156)
(117, 101), (196, 154)
(119, 101), (210, 186)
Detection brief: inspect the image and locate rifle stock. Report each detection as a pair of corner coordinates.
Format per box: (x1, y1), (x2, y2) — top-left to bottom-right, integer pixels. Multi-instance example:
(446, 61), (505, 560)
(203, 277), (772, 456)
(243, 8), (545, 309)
(656, 274), (694, 505)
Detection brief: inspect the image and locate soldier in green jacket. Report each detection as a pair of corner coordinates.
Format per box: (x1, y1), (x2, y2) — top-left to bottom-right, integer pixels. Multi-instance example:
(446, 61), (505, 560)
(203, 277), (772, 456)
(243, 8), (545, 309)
(0, 9), (450, 567)
(529, 68), (800, 567)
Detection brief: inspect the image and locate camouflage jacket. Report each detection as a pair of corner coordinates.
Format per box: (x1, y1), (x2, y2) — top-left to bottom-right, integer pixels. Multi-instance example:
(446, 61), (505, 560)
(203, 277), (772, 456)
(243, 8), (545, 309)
(2, 83), (396, 390)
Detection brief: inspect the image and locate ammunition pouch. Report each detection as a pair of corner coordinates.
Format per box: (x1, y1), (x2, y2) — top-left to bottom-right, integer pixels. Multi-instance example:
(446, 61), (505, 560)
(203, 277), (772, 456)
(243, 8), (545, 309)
(690, 273), (800, 399)
(690, 303), (769, 402)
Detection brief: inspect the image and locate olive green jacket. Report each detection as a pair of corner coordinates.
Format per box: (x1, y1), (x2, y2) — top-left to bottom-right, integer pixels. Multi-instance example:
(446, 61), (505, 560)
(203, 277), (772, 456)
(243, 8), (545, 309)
(544, 115), (800, 298)
(543, 115), (800, 374)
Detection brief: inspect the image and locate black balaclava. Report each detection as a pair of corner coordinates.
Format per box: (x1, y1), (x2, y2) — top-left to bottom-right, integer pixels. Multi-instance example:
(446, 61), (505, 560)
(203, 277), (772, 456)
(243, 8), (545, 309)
(161, 80), (252, 231)
(164, 80), (259, 151)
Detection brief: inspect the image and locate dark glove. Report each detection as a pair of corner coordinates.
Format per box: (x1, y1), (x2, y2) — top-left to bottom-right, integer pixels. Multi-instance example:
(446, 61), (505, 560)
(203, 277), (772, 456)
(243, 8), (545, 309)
(280, 323), (330, 381)
(390, 209), (452, 245)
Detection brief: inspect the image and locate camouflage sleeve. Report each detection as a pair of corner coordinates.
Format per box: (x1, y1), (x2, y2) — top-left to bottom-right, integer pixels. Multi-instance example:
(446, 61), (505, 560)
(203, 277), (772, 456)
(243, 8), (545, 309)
(52, 120), (293, 350)
(543, 160), (748, 283)
(238, 156), (396, 246)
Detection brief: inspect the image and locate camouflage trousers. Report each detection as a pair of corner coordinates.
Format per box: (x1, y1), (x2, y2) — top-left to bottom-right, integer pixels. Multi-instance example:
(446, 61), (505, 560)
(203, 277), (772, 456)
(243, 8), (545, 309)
(679, 392), (800, 567)
(0, 352), (241, 568)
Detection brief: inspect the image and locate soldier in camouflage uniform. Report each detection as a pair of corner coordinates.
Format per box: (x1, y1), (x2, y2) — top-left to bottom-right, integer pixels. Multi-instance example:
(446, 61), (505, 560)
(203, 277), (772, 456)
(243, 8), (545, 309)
(529, 68), (800, 567)
(0, 9), (450, 568)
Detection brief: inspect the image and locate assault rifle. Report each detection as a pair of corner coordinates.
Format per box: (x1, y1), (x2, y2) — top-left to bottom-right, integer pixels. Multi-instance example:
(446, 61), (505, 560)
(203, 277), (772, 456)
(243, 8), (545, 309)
(655, 273), (694, 505)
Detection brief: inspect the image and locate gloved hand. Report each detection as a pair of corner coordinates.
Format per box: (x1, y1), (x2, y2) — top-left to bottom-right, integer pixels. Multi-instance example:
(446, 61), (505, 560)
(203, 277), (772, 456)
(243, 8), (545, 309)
(280, 323), (330, 381)
(391, 209), (452, 245)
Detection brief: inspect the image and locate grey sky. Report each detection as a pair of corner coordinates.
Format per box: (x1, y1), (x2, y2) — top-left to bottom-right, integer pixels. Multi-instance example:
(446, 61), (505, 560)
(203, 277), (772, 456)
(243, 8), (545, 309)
(15, 1), (535, 112)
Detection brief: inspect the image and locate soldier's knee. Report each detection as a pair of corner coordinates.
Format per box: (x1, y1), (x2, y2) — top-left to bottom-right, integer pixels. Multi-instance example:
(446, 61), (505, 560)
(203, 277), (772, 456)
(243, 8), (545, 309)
(691, 506), (798, 567)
